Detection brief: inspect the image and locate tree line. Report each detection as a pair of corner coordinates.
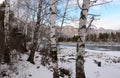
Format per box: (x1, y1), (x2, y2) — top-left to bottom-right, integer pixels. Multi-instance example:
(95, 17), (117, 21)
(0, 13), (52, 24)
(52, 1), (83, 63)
(58, 32), (120, 42)
(86, 32), (120, 42)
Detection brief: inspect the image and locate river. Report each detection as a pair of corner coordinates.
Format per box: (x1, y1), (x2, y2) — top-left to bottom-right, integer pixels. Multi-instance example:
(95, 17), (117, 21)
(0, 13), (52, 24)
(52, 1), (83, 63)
(59, 42), (120, 51)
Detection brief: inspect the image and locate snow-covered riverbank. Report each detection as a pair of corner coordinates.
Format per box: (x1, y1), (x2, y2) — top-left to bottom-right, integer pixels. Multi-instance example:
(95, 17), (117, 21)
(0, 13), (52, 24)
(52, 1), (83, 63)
(1, 45), (120, 78)
(85, 49), (120, 78)
(59, 42), (120, 47)
(58, 46), (120, 78)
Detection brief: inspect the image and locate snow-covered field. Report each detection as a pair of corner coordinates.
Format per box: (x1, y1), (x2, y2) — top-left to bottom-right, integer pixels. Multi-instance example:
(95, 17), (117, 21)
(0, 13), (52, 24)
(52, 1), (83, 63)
(85, 49), (120, 78)
(1, 44), (120, 78)
(58, 45), (120, 78)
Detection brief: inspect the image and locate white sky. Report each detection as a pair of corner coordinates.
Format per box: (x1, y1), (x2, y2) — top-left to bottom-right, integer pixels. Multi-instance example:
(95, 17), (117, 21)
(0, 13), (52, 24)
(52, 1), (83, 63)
(0, 0), (4, 4)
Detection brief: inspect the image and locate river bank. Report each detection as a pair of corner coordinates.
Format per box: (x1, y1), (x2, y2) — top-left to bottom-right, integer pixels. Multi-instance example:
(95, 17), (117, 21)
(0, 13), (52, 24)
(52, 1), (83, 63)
(58, 45), (120, 78)
(59, 42), (120, 47)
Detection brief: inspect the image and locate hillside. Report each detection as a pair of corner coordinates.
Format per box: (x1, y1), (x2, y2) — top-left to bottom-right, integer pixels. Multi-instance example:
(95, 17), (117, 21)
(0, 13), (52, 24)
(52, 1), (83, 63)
(58, 26), (119, 37)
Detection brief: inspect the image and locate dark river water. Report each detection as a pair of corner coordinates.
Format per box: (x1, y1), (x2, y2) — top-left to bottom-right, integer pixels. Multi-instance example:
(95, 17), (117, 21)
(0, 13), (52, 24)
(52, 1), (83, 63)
(59, 43), (120, 51)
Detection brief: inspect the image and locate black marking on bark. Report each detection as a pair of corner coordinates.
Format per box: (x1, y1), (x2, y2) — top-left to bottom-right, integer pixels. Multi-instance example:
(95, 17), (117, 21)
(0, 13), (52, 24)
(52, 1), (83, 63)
(82, 8), (88, 12)
(52, 47), (57, 49)
(50, 7), (52, 11)
(81, 12), (86, 19)
(50, 51), (58, 61)
(50, 7), (56, 14)
(51, 44), (56, 45)
(79, 44), (85, 48)
(82, 4), (85, 9)
(77, 43), (78, 52)
(77, 55), (84, 60)
(52, 35), (55, 38)
(82, 4), (88, 11)
(52, 26), (56, 28)
(79, 25), (86, 30)
(77, 36), (83, 42)
(51, 11), (56, 14)
(80, 38), (83, 42)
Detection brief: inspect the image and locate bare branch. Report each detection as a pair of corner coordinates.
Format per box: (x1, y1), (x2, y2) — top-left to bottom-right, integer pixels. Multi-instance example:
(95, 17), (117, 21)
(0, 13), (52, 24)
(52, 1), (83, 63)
(60, 0), (70, 31)
(86, 14), (100, 32)
(88, 13), (100, 17)
(90, 0), (112, 7)
(86, 17), (94, 32)
(77, 0), (82, 9)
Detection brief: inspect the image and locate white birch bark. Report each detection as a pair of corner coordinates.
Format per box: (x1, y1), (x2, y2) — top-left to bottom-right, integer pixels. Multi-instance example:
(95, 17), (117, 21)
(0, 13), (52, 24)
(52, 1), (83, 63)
(50, 0), (59, 78)
(76, 0), (90, 78)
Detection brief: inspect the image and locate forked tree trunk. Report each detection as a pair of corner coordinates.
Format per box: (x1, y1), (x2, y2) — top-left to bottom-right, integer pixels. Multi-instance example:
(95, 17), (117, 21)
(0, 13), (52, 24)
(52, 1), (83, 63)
(76, 0), (89, 78)
(27, 0), (42, 64)
(50, 0), (59, 78)
(4, 0), (11, 63)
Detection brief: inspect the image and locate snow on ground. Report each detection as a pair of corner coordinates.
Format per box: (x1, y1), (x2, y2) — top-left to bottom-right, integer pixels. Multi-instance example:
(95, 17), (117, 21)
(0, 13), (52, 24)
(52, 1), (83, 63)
(58, 47), (76, 78)
(85, 49), (120, 78)
(1, 44), (120, 78)
(0, 52), (53, 78)
(58, 45), (120, 78)
(15, 52), (53, 78)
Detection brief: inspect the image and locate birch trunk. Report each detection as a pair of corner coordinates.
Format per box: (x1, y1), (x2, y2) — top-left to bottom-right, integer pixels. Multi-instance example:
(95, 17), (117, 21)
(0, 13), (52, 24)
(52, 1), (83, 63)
(3, 0), (11, 63)
(76, 0), (89, 78)
(50, 0), (59, 78)
(27, 0), (42, 64)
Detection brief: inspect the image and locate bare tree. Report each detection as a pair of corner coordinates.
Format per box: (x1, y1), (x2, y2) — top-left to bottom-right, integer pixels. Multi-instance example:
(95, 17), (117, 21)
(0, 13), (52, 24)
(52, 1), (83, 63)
(76, 0), (90, 78)
(76, 0), (111, 78)
(50, 0), (59, 78)
(27, 0), (43, 64)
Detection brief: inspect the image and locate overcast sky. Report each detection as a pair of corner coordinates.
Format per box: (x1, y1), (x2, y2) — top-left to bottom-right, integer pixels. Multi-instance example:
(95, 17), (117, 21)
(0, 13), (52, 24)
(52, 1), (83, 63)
(0, 0), (4, 4)
(0, 0), (120, 30)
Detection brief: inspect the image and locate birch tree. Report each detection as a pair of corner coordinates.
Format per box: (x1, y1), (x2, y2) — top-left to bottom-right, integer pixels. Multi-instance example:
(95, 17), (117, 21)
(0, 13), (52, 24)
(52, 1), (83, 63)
(27, 0), (43, 64)
(76, 0), (111, 78)
(76, 0), (90, 78)
(50, 0), (59, 78)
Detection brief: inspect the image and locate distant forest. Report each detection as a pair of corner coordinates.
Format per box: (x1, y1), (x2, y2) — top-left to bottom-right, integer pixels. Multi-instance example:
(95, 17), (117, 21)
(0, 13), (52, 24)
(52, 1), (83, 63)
(58, 32), (120, 42)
